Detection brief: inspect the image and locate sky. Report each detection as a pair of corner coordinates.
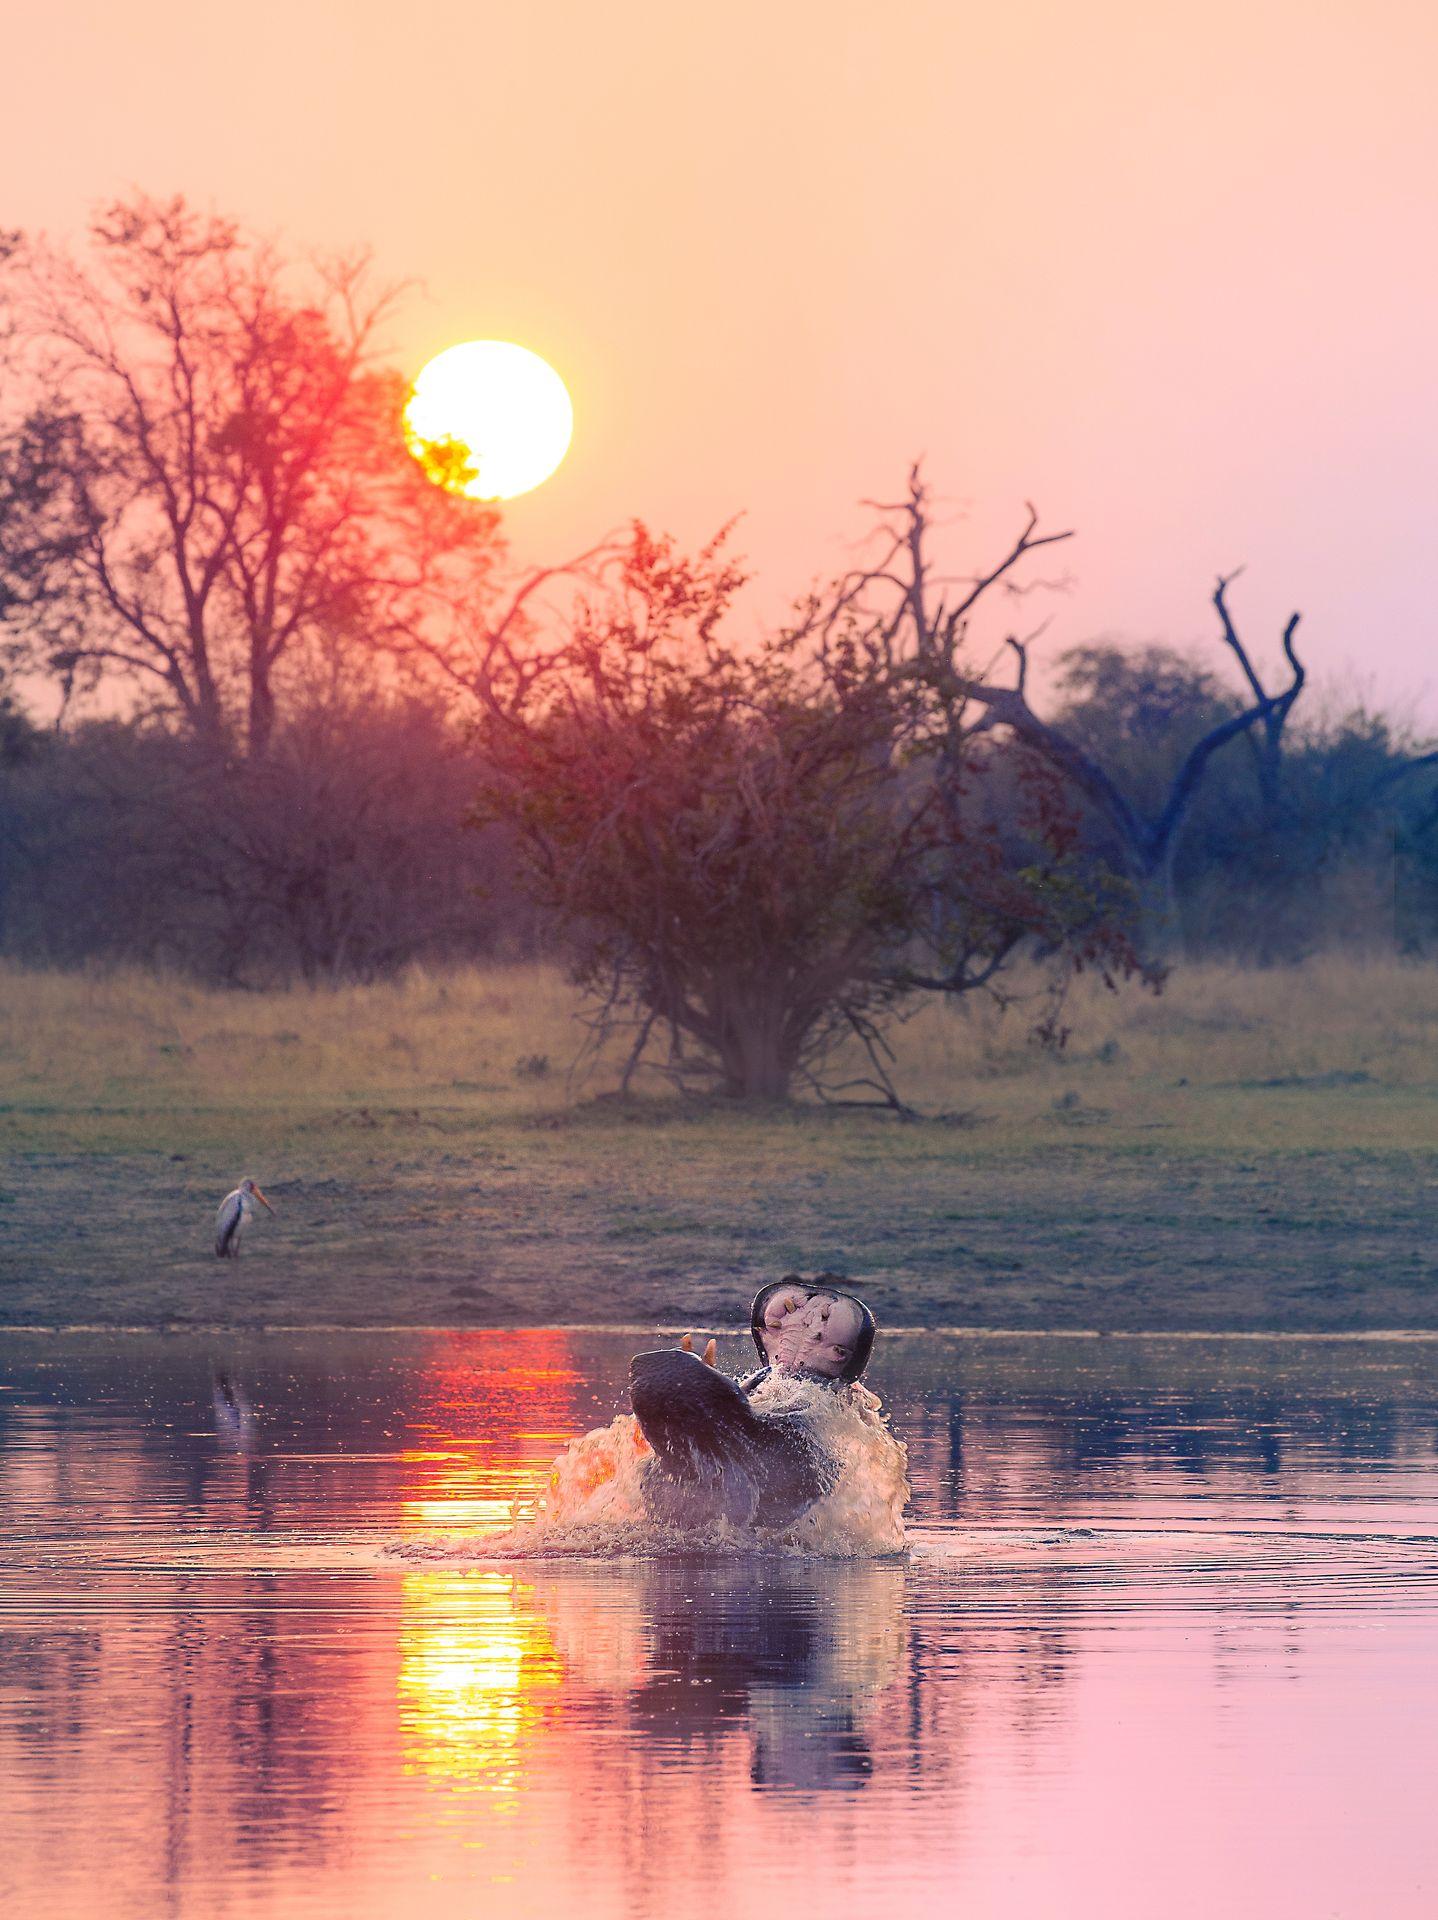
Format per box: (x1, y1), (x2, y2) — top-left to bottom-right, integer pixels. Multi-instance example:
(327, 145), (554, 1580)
(6, 0), (1438, 722)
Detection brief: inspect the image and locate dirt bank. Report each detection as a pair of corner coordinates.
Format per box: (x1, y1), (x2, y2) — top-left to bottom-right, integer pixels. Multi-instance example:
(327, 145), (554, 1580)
(3, 961), (1434, 1331)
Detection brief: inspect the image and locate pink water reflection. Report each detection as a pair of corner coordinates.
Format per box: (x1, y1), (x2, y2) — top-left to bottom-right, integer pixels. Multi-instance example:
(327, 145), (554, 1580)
(1, 1331), (1437, 1918)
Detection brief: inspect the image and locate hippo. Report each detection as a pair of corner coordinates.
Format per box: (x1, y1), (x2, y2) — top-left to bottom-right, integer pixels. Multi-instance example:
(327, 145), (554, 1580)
(628, 1277), (877, 1529)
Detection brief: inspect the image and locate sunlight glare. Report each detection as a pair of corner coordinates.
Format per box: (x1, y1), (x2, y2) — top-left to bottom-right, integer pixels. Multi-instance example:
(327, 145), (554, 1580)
(405, 340), (573, 502)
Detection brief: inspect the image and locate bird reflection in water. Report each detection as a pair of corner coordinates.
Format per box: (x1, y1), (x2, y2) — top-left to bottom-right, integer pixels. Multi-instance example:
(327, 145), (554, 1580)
(210, 1371), (255, 1453)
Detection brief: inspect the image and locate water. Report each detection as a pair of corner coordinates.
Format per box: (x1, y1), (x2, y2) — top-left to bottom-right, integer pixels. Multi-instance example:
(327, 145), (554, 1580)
(3, 1329), (1438, 1919)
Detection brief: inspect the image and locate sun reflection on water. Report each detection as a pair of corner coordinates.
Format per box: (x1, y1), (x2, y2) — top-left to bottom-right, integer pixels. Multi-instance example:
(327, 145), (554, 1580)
(398, 1569), (564, 1791)
(395, 1333), (582, 1789)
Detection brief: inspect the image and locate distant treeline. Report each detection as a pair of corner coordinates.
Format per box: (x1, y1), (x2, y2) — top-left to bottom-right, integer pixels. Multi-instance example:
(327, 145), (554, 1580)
(0, 691), (539, 983)
(1, 643), (1433, 987)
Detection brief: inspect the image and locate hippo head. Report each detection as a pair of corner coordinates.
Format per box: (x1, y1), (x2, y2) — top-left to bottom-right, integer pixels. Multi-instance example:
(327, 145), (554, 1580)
(750, 1277), (876, 1384)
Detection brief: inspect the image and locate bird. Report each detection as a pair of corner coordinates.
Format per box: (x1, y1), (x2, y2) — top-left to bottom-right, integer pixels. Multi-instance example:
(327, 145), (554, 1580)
(214, 1177), (275, 1258)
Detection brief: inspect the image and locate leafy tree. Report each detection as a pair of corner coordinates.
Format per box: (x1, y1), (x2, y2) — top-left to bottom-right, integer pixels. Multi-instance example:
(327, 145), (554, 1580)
(468, 527), (1148, 1104)
(1051, 644), (1241, 809)
(0, 677), (39, 769)
(0, 195), (499, 756)
(0, 671), (45, 947)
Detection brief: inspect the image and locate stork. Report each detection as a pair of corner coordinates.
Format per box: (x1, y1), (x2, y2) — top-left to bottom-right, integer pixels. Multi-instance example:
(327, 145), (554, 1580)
(214, 1177), (275, 1258)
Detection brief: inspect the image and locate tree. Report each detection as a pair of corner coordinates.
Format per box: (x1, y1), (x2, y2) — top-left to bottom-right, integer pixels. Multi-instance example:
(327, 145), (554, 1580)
(467, 525), (1150, 1105)
(1210, 568), (1305, 824)
(0, 671), (44, 948)
(0, 402), (86, 640)
(1048, 639), (1259, 940)
(1051, 643), (1243, 806)
(1051, 637), (1438, 958)
(825, 471), (1307, 951)
(0, 195), (500, 755)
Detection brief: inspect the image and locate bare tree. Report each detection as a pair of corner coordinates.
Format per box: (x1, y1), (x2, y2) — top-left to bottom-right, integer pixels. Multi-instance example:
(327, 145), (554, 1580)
(0, 195), (501, 755)
(1212, 566), (1304, 822)
(819, 469), (1307, 950)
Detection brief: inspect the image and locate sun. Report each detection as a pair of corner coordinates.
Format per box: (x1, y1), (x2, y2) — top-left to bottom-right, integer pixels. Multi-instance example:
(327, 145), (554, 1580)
(404, 341), (573, 502)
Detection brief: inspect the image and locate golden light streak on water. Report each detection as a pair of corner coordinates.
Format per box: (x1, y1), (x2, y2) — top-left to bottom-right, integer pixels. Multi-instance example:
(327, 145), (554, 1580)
(397, 1569), (564, 1791)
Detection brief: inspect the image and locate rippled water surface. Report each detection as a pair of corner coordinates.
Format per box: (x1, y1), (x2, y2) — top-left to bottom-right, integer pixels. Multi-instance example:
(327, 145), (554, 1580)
(3, 1329), (1438, 1918)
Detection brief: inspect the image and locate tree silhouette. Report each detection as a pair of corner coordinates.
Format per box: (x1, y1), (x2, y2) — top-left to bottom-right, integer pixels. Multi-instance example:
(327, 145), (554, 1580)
(828, 469), (1306, 951)
(469, 524), (1148, 1104)
(0, 195), (500, 756)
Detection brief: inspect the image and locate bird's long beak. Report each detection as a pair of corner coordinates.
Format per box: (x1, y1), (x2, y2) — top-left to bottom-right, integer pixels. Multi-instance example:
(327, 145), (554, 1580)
(254, 1187), (276, 1213)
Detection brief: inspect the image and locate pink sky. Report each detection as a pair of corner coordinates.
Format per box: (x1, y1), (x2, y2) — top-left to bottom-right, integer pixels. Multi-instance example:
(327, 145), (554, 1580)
(6, 0), (1437, 721)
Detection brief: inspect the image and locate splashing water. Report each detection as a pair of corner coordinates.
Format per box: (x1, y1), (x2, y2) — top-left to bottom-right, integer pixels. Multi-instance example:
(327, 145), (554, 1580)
(744, 1375), (911, 1557)
(401, 1374), (910, 1562)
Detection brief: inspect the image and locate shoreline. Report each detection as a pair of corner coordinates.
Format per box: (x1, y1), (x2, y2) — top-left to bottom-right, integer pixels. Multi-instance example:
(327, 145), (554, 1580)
(5, 962), (1435, 1342)
(6, 1322), (1438, 1341)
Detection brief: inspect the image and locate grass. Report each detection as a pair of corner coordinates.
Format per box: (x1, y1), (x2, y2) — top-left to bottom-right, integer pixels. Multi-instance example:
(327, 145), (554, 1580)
(1, 956), (1435, 1331)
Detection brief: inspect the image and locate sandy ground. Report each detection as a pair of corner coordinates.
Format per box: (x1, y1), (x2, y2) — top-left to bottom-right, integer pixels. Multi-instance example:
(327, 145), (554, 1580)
(2, 959), (1435, 1331)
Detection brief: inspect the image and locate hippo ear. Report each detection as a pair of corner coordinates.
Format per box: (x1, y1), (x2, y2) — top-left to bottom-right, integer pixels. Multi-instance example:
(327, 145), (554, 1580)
(680, 1333), (694, 1352)
(703, 1339), (717, 1367)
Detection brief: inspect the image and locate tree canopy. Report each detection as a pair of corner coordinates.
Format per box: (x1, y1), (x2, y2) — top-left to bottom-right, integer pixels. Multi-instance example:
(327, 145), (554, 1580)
(468, 525), (1152, 1103)
(0, 195), (501, 756)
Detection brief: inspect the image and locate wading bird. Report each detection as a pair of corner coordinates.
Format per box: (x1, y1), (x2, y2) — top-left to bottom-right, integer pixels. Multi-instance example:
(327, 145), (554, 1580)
(214, 1177), (275, 1258)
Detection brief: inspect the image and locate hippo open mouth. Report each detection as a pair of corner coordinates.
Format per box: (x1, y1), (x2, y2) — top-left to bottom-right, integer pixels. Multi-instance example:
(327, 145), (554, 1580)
(749, 1276), (876, 1384)
(627, 1279), (876, 1530)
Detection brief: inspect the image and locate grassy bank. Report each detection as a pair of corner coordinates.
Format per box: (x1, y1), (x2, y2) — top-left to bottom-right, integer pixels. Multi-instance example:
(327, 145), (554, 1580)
(1, 958), (1435, 1331)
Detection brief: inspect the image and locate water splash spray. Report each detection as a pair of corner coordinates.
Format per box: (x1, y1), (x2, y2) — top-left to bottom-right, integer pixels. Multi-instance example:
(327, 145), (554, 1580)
(403, 1374), (910, 1562)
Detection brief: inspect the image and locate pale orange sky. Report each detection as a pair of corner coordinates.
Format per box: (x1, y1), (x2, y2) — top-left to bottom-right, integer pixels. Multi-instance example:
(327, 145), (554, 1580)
(6, 0), (1438, 719)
